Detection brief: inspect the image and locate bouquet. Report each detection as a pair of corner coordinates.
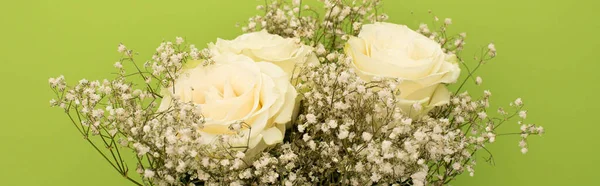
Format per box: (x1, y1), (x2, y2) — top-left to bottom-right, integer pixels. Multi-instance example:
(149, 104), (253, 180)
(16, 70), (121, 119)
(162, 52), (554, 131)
(48, 0), (544, 185)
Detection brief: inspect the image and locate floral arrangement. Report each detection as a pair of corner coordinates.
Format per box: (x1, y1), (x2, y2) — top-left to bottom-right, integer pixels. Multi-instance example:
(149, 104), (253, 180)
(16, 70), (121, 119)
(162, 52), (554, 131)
(48, 0), (544, 185)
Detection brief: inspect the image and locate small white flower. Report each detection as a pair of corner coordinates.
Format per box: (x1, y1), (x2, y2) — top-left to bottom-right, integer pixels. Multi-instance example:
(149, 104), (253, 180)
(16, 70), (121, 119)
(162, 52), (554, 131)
(220, 159), (230, 166)
(114, 61), (123, 69)
(307, 140), (316, 150)
(521, 148), (528, 154)
(514, 98), (523, 106)
(476, 136), (485, 143)
(235, 151), (245, 159)
(48, 77), (57, 86)
(292, 0), (301, 6)
(452, 162), (462, 170)
(79, 79), (88, 85)
(520, 125), (528, 132)
(143, 125), (151, 133)
(478, 112), (487, 119)
(302, 134), (311, 142)
(411, 171), (428, 186)
(444, 18), (452, 25)
(519, 140), (527, 148)
(418, 23), (430, 34)
(356, 85), (366, 93)
(413, 131), (427, 141)
(175, 37), (184, 45)
(381, 140), (392, 151)
(189, 150), (198, 157)
(109, 129), (118, 137)
(370, 172), (381, 182)
(488, 43), (497, 57)
(326, 53), (337, 61)
(143, 169), (155, 178)
(49, 99), (58, 106)
(117, 44), (126, 53)
(455, 116), (465, 124)
(412, 102), (422, 112)
(297, 124), (306, 132)
(328, 120), (338, 129)
(338, 71), (350, 83)
(361, 132), (372, 141)
(454, 39), (463, 46)
(165, 175), (175, 183)
(536, 126), (545, 134)
(316, 44), (326, 55)
(248, 21), (257, 29)
(338, 130), (349, 139)
(484, 90), (492, 97)
(355, 162), (364, 172)
(475, 76), (482, 85)
(176, 160), (186, 172)
(133, 143), (150, 156)
(353, 22), (363, 31)
(229, 122), (241, 131)
(306, 114), (317, 123)
(519, 111), (527, 119)
(488, 43), (496, 52)
(201, 158), (210, 167)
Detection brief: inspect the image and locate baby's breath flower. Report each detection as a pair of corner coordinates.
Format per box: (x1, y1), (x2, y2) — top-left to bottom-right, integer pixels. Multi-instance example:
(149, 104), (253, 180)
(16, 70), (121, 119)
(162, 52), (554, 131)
(362, 132), (373, 141)
(488, 43), (497, 57)
(117, 43), (126, 53)
(144, 169), (155, 178)
(521, 148), (528, 154)
(306, 114), (317, 123)
(175, 37), (184, 45)
(519, 111), (527, 119)
(515, 98), (523, 106)
(114, 61), (123, 69)
(478, 112), (488, 119)
(444, 18), (452, 25)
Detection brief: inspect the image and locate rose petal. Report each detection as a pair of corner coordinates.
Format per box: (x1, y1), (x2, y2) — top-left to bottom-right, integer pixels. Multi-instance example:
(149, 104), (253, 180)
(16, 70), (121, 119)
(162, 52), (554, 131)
(261, 126), (284, 145)
(427, 84), (451, 107)
(246, 111), (269, 139)
(273, 84), (298, 125)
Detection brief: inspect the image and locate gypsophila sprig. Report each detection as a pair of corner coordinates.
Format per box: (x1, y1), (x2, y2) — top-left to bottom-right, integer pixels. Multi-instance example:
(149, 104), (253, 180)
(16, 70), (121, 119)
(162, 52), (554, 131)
(245, 0), (385, 50)
(49, 1), (544, 185)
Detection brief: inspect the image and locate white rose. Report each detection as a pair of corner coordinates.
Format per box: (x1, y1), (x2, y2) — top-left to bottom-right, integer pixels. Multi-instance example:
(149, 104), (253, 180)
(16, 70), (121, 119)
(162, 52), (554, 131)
(345, 22), (460, 117)
(158, 53), (298, 158)
(210, 30), (318, 78)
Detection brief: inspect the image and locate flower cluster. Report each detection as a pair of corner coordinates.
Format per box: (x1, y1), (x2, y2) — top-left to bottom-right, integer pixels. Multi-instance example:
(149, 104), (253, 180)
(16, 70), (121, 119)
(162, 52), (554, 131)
(49, 0), (543, 185)
(243, 0), (385, 48)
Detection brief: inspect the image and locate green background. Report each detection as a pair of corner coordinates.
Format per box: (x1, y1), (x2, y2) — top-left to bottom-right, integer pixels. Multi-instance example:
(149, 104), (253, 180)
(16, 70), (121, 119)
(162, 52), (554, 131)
(1, 0), (598, 185)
